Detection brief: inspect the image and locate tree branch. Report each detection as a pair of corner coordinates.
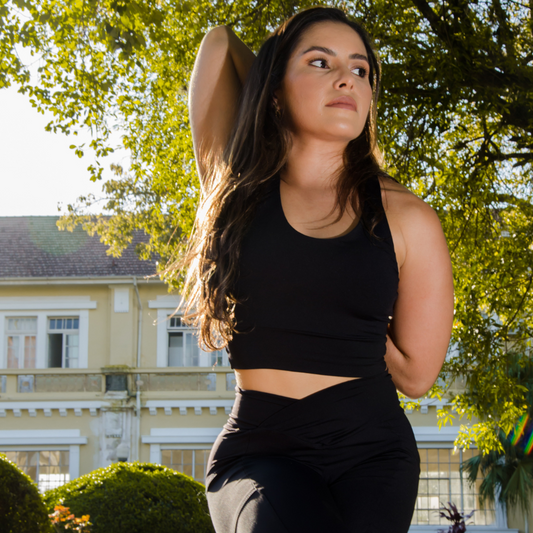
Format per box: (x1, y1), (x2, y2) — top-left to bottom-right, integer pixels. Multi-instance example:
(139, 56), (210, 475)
(503, 275), (533, 333)
(488, 152), (533, 162)
(409, 0), (533, 94)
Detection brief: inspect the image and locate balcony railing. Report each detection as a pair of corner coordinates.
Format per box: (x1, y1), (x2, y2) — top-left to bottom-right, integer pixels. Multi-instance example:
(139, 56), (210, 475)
(17, 374), (102, 393)
(137, 373), (216, 392)
(0, 368), (237, 396)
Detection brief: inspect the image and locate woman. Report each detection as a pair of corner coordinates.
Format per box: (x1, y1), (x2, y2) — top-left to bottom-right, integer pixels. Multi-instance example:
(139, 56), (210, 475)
(186, 6), (454, 533)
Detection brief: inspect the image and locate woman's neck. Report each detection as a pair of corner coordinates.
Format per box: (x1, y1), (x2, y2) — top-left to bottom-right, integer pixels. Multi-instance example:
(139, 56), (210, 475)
(281, 136), (346, 191)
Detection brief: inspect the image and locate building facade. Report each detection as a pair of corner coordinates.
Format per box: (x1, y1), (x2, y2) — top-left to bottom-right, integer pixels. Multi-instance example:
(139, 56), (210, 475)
(0, 216), (529, 532)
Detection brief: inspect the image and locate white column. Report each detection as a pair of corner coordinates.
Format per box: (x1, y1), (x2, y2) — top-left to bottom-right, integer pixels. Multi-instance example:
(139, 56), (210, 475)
(36, 313), (47, 368)
(156, 310), (168, 367)
(0, 313), (5, 368)
(69, 445), (80, 480)
(150, 444), (161, 464)
(78, 310), (89, 369)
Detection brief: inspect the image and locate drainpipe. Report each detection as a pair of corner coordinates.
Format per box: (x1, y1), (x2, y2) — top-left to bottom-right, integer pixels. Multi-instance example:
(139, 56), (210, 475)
(133, 276), (142, 462)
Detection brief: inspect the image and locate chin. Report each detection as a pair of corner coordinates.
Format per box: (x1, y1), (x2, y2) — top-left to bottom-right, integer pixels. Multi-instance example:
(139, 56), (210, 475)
(323, 129), (362, 144)
(291, 120), (363, 144)
(320, 122), (364, 140)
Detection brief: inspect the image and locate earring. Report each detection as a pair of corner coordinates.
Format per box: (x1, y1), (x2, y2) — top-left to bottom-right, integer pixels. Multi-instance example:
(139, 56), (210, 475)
(272, 100), (282, 118)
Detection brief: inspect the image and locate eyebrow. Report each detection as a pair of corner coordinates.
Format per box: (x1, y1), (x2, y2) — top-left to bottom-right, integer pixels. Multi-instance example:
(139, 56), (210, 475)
(300, 45), (369, 63)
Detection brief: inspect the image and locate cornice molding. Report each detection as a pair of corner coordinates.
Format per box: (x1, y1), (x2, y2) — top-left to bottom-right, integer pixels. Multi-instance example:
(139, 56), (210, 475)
(144, 399), (234, 416)
(142, 427), (222, 444)
(0, 429), (87, 446)
(0, 296), (97, 310)
(0, 277), (163, 286)
(0, 400), (109, 418)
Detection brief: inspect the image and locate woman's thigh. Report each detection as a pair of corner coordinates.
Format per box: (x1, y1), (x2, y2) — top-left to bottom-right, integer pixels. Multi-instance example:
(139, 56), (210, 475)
(207, 456), (350, 533)
(328, 451), (420, 533)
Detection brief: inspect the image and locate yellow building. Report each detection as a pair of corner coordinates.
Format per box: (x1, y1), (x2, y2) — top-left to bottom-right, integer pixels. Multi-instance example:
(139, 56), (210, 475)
(0, 216), (529, 532)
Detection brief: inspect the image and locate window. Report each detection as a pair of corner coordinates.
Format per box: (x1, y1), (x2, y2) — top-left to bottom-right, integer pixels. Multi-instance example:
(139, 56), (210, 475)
(412, 448), (496, 526)
(5, 317), (37, 369)
(48, 317), (79, 368)
(3, 450), (70, 492)
(161, 448), (211, 483)
(0, 300), (91, 369)
(167, 316), (229, 368)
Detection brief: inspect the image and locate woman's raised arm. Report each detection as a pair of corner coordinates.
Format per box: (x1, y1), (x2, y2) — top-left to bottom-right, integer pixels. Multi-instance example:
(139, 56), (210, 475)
(188, 26), (256, 184)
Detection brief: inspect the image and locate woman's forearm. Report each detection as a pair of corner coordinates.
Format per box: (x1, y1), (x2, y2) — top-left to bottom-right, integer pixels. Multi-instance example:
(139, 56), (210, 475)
(384, 335), (413, 396)
(384, 333), (435, 399)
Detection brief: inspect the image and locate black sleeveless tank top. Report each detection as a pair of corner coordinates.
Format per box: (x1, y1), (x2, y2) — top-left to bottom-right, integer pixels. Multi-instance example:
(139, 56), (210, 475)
(227, 175), (399, 377)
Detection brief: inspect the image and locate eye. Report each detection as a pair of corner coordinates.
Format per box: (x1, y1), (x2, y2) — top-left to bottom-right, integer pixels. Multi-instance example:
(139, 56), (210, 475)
(309, 57), (369, 79)
(352, 66), (368, 78)
(309, 58), (328, 69)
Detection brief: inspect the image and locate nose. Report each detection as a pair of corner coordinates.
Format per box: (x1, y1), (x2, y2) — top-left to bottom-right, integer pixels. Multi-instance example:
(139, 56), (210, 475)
(334, 65), (354, 90)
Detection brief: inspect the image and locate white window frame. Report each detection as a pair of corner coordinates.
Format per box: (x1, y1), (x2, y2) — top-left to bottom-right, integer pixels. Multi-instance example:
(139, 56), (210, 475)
(1, 448), (71, 492)
(0, 297), (94, 369)
(160, 312), (228, 368)
(4, 317), (38, 369)
(159, 446), (212, 483)
(47, 317), (80, 369)
(0, 429), (86, 488)
(410, 427), (511, 532)
(413, 446), (496, 528)
(150, 297), (229, 368)
(143, 427), (221, 468)
(167, 316), (202, 367)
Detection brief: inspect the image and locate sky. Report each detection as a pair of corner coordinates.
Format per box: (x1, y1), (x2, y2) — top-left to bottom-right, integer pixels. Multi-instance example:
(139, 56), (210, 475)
(0, 85), (125, 217)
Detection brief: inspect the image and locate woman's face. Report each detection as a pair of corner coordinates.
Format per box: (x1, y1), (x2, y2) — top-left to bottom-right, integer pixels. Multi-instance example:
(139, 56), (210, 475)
(276, 21), (373, 145)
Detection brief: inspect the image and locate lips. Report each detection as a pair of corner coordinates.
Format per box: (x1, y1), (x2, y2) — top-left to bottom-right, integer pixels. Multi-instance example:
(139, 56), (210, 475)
(325, 95), (357, 111)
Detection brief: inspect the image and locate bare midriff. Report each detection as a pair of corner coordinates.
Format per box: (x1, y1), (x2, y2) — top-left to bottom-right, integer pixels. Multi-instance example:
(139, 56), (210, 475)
(234, 368), (361, 400)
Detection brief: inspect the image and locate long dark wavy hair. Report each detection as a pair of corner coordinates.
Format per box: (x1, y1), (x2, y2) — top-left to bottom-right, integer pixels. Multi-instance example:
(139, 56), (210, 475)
(180, 6), (386, 350)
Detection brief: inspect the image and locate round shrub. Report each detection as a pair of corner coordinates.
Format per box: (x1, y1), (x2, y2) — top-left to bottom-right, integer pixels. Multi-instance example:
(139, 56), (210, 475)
(0, 452), (52, 533)
(43, 462), (214, 533)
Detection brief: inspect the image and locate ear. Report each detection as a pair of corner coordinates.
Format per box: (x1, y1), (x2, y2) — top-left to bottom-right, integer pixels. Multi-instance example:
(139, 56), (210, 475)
(273, 87), (283, 106)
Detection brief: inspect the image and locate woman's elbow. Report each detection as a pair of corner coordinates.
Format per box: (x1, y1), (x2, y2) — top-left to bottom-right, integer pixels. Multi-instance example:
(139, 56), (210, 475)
(205, 25), (231, 39)
(399, 383), (431, 399)
(395, 373), (438, 399)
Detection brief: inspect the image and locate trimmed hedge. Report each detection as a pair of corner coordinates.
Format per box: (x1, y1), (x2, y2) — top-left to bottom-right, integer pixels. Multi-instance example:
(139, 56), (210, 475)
(0, 452), (52, 533)
(43, 462), (215, 533)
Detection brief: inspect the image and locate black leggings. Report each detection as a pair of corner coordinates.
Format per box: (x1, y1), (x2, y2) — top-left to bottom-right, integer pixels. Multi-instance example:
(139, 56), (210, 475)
(206, 370), (420, 533)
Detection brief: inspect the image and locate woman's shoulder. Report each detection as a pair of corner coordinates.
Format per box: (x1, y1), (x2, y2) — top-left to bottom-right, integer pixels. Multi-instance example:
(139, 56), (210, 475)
(378, 175), (440, 227)
(377, 175), (445, 269)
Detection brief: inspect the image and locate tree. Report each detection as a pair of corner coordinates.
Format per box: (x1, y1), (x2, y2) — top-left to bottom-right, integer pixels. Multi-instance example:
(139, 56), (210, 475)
(461, 354), (533, 519)
(43, 462), (214, 532)
(462, 428), (533, 522)
(1, 0), (532, 453)
(0, 452), (52, 533)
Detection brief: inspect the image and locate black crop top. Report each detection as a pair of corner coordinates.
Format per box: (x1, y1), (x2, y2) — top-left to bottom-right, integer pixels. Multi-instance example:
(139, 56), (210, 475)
(227, 175), (399, 377)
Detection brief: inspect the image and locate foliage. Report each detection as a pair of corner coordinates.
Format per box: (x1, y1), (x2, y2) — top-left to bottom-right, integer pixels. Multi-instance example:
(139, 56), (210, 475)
(437, 502), (475, 533)
(1, 0), (533, 452)
(0, 452), (52, 533)
(49, 505), (92, 532)
(460, 355), (533, 517)
(43, 462), (214, 533)
(461, 427), (533, 518)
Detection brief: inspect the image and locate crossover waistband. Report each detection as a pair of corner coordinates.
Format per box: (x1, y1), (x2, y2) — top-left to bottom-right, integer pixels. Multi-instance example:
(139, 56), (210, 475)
(236, 368), (389, 402)
(228, 369), (398, 431)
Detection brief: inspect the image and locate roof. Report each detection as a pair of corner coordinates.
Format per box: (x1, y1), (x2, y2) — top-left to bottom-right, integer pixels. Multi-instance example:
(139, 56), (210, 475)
(0, 217), (158, 279)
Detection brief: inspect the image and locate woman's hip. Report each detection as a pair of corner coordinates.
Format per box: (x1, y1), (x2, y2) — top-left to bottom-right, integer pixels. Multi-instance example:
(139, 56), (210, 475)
(206, 370), (418, 488)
